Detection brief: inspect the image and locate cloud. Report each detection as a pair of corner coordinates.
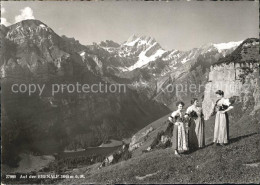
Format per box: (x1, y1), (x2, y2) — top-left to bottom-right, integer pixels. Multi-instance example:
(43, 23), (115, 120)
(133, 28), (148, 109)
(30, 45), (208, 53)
(0, 7), (11, 26)
(15, 7), (35, 23)
(1, 7), (6, 14)
(0, 17), (11, 26)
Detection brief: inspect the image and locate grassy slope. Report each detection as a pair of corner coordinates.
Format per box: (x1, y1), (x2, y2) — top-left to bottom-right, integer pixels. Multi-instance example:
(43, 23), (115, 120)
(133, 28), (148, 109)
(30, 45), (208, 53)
(63, 132), (260, 184)
(61, 108), (260, 184)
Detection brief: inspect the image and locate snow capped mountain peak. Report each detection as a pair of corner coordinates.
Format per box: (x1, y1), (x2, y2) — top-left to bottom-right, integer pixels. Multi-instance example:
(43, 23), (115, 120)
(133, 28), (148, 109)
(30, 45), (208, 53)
(162, 50), (180, 61)
(96, 34), (244, 74)
(8, 19), (51, 32)
(124, 38), (139, 47)
(124, 35), (157, 47)
(6, 19), (54, 44)
(213, 41), (243, 53)
(127, 44), (166, 71)
(199, 40), (243, 56)
(139, 35), (156, 43)
(126, 34), (138, 43)
(124, 34), (139, 46)
(120, 35), (167, 71)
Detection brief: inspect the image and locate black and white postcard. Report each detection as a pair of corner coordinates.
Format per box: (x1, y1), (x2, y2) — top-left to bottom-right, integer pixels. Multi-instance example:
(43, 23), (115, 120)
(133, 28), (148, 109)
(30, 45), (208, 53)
(1, 1), (259, 184)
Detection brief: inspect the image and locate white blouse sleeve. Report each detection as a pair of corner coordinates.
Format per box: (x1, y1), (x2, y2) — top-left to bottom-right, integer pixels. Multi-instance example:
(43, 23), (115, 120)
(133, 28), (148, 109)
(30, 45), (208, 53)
(171, 111), (178, 117)
(186, 106), (193, 114)
(224, 98), (231, 106)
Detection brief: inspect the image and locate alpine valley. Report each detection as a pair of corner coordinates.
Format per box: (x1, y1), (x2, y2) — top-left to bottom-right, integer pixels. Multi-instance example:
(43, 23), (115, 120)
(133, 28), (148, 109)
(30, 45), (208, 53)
(1, 20), (259, 183)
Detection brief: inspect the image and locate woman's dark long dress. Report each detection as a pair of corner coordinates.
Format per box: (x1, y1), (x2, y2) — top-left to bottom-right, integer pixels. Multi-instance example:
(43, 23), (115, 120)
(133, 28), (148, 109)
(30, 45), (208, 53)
(186, 106), (205, 149)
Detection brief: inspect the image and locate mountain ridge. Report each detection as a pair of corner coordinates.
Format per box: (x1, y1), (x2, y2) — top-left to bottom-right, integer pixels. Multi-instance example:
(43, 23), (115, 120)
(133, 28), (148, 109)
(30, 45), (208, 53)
(0, 19), (170, 167)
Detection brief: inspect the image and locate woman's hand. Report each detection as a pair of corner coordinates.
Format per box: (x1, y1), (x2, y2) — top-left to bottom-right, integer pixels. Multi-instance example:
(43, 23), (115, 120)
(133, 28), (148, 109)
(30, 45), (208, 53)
(174, 122), (180, 126)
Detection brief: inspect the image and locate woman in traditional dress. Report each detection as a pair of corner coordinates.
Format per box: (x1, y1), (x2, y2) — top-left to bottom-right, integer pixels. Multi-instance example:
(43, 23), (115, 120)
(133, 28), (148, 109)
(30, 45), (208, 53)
(168, 101), (188, 157)
(185, 98), (205, 150)
(212, 90), (234, 146)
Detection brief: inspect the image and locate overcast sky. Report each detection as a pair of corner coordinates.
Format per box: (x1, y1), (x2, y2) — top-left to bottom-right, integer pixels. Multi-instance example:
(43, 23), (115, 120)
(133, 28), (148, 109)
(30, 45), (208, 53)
(1, 1), (259, 51)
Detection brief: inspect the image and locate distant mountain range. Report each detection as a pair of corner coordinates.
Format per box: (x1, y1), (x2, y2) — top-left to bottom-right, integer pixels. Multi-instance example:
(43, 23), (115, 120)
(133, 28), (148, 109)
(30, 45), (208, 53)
(1, 19), (259, 167)
(98, 34), (242, 72)
(75, 33), (242, 100)
(82, 33), (241, 78)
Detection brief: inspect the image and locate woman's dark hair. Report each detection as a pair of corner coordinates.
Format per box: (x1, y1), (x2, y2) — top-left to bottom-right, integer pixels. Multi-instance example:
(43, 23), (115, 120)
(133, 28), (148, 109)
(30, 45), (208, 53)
(191, 98), (198, 105)
(215, 90), (224, 96)
(176, 101), (185, 107)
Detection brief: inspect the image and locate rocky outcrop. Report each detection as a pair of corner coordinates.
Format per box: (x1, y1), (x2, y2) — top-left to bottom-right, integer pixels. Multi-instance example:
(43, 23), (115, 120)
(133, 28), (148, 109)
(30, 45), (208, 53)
(202, 38), (259, 120)
(99, 144), (131, 169)
(202, 62), (259, 119)
(129, 127), (154, 151)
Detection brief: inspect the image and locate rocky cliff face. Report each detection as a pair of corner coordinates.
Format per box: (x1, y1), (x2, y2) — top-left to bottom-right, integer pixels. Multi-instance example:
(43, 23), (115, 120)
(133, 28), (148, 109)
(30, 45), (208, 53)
(202, 38), (260, 120)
